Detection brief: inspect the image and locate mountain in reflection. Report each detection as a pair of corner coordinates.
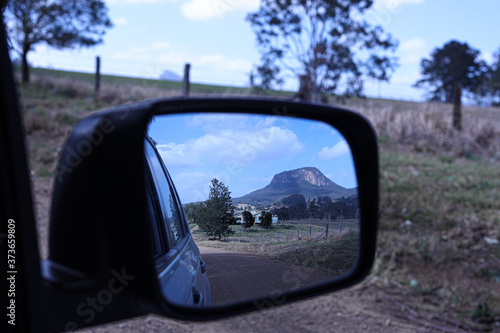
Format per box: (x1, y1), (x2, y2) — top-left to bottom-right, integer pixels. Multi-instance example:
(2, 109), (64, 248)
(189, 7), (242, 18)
(233, 167), (357, 207)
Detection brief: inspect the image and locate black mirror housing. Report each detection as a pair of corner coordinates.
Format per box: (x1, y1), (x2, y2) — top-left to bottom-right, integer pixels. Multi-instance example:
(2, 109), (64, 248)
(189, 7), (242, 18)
(44, 101), (161, 330)
(44, 97), (378, 330)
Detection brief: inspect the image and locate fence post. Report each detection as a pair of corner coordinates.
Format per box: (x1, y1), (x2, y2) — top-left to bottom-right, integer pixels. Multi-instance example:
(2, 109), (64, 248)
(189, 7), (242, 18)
(94, 56), (100, 94)
(297, 230), (299, 239)
(269, 235), (272, 241)
(309, 226), (312, 238)
(325, 223), (329, 240)
(339, 223), (342, 235)
(183, 63), (191, 96)
(277, 234), (280, 241)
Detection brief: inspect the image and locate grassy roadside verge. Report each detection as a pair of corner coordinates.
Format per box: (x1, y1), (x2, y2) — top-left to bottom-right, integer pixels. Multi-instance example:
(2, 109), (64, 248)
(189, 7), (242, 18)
(193, 229), (359, 277)
(375, 148), (500, 329)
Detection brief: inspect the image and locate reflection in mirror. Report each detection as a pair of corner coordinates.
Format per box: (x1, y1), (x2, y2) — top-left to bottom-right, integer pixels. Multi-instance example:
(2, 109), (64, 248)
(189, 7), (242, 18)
(147, 113), (359, 306)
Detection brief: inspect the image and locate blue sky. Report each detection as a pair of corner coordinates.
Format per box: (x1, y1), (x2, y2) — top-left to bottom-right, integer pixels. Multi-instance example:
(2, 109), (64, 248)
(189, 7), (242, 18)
(148, 113), (356, 204)
(19, 0), (500, 101)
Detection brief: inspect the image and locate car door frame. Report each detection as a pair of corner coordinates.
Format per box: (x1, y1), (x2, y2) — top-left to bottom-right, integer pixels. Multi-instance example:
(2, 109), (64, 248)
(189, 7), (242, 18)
(144, 136), (211, 306)
(0, 14), (51, 333)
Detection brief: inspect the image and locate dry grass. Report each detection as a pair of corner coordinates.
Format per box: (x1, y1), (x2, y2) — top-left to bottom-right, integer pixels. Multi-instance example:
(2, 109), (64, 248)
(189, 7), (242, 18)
(193, 229), (359, 276)
(29, 74), (183, 104)
(337, 98), (500, 159)
(373, 148), (500, 329)
(25, 74), (500, 160)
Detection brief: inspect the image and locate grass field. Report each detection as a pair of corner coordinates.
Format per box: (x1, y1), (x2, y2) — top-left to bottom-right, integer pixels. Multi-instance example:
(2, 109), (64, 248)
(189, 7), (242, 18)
(18, 67), (500, 330)
(28, 66), (295, 97)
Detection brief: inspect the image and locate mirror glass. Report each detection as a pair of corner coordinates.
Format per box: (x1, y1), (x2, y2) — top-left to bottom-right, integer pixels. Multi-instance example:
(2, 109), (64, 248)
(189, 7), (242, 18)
(147, 113), (359, 307)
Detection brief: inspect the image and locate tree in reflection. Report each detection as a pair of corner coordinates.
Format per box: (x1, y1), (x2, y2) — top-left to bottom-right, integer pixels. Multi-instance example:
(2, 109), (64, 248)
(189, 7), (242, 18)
(198, 178), (235, 240)
(273, 194), (358, 221)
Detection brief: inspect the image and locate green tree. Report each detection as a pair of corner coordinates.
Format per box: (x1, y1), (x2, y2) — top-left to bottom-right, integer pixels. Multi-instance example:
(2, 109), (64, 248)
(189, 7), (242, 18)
(308, 198), (321, 219)
(260, 211), (273, 228)
(242, 211), (254, 231)
(282, 194), (308, 220)
(4, 0), (112, 83)
(246, 0), (398, 101)
(272, 207), (290, 221)
(184, 202), (204, 224)
(198, 178), (235, 240)
(414, 40), (489, 130)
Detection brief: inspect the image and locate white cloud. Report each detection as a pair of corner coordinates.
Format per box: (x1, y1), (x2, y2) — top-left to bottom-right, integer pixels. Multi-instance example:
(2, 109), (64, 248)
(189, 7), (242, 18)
(375, 0), (424, 10)
(187, 114), (278, 133)
(196, 54), (252, 71)
(317, 140), (350, 160)
(150, 41), (171, 50)
(400, 37), (428, 65)
(107, 0), (180, 4)
(181, 0), (259, 21)
(171, 171), (214, 203)
(108, 35), (252, 82)
(401, 38), (426, 52)
(308, 122), (334, 133)
(113, 17), (128, 26)
(157, 127), (304, 169)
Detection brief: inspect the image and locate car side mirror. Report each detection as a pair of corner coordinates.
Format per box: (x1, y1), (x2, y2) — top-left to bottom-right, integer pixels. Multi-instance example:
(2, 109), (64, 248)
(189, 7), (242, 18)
(43, 97), (378, 331)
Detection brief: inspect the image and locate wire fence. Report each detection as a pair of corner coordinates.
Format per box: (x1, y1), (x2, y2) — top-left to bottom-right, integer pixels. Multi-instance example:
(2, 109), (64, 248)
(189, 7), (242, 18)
(223, 221), (359, 244)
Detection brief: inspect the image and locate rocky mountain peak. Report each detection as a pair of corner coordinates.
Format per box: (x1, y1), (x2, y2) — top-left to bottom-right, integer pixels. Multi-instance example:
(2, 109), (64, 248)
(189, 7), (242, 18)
(270, 167), (333, 187)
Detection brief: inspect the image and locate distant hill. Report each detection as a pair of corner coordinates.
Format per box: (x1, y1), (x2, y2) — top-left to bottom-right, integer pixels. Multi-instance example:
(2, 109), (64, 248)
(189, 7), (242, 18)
(159, 70), (182, 82)
(233, 167), (357, 207)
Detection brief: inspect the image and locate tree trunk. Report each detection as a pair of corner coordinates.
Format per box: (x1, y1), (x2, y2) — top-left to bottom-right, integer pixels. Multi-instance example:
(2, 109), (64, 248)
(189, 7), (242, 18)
(22, 49), (30, 84)
(294, 74), (312, 101)
(453, 82), (462, 131)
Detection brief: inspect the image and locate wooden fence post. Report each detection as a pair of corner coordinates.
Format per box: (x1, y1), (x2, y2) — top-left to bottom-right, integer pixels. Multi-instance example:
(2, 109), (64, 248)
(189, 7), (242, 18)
(95, 56), (100, 94)
(339, 223), (342, 235)
(325, 223), (329, 240)
(183, 63), (191, 96)
(297, 230), (300, 239)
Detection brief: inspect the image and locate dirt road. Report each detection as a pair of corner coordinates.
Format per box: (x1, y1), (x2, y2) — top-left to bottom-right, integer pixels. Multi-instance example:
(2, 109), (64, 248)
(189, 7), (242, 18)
(198, 246), (333, 304)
